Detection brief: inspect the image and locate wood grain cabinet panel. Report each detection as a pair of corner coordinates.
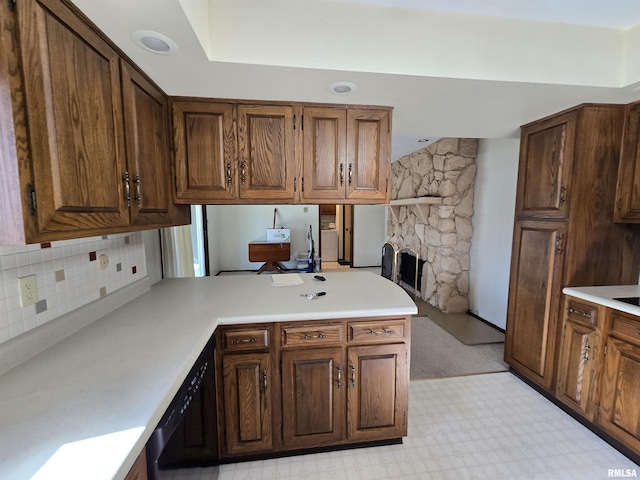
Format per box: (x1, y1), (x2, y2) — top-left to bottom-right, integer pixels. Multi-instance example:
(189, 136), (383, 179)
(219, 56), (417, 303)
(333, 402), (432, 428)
(123, 447), (147, 480)
(347, 343), (408, 442)
(237, 104), (296, 201)
(221, 352), (273, 455)
(121, 61), (189, 227)
(556, 316), (601, 420)
(281, 347), (346, 449)
(172, 100), (237, 202)
(615, 101), (640, 223)
(505, 220), (567, 390)
(515, 110), (576, 219)
(18, 0), (130, 233)
(345, 109), (390, 203)
(598, 335), (640, 453)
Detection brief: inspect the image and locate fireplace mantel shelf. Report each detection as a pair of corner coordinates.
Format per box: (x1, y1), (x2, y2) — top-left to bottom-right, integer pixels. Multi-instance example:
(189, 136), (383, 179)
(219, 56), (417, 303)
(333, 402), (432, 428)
(388, 197), (443, 223)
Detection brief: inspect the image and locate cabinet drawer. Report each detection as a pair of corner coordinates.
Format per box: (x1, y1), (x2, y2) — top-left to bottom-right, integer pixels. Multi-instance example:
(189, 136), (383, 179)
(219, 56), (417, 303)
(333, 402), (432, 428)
(281, 323), (345, 347)
(348, 319), (407, 343)
(610, 312), (640, 345)
(566, 299), (599, 327)
(222, 327), (270, 352)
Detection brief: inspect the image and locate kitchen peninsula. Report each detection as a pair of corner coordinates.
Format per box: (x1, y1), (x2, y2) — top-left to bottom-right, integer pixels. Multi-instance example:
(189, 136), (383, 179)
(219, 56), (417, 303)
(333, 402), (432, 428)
(0, 271), (416, 480)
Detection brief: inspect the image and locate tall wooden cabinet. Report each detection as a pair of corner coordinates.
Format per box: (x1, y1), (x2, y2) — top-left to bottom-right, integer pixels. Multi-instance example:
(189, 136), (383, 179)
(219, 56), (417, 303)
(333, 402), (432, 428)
(615, 100), (640, 223)
(505, 104), (640, 393)
(0, 0), (188, 244)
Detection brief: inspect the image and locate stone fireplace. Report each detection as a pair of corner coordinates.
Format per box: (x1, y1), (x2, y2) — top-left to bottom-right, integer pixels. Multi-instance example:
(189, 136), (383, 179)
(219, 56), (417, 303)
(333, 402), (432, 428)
(387, 138), (478, 313)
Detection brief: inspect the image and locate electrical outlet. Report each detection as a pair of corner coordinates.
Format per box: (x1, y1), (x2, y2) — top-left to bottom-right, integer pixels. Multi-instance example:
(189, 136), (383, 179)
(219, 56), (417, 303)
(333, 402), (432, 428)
(98, 253), (109, 270)
(18, 274), (39, 308)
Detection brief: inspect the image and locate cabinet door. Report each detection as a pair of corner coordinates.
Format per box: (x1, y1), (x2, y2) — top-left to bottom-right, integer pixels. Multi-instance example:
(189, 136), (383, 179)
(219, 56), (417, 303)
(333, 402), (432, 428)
(222, 353), (273, 455)
(516, 111), (577, 219)
(237, 105), (295, 201)
(345, 109), (390, 203)
(556, 319), (600, 420)
(123, 447), (147, 480)
(121, 62), (189, 227)
(172, 100), (237, 202)
(615, 101), (640, 223)
(599, 337), (640, 452)
(18, 0), (130, 233)
(505, 220), (567, 392)
(347, 343), (408, 442)
(281, 347), (346, 449)
(301, 107), (346, 201)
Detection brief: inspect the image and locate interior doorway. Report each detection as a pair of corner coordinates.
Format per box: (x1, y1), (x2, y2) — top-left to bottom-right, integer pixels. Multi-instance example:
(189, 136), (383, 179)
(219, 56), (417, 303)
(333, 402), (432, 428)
(317, 204), (354, 267)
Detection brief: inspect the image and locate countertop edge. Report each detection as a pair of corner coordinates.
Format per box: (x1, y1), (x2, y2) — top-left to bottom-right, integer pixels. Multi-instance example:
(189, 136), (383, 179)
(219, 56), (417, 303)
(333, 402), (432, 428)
(562, 285), (640, 317)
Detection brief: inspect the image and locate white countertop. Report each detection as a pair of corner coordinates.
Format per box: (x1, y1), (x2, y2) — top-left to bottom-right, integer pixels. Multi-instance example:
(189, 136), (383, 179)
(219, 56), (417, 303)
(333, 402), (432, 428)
(562, 285), (640, 317)
(0, 271), (416, 480)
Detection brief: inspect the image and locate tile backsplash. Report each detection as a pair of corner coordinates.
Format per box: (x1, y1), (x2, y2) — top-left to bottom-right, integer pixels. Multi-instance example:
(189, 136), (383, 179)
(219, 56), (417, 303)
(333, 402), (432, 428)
(0, 233), (146, 346)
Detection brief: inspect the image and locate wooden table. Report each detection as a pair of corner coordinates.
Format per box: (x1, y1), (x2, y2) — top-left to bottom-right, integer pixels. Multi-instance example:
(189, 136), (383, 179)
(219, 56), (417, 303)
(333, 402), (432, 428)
(248, 241), (291, 274)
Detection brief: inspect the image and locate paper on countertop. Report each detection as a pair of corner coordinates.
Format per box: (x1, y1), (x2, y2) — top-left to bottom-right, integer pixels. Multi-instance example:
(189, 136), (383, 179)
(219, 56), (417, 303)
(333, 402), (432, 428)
(272, 273), (304, 286)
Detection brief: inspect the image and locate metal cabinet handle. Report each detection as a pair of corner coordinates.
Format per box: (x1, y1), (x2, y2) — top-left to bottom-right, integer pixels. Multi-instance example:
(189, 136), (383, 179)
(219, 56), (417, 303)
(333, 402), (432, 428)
(241, 161), (246, 185)
(134, 173), (142, 206)
(350, 363), (356, 387)
(555, 233), (562, 254)
(230, 337), (259, 344)
(348, 163), (353, 186)
(122, 171), (131, 207)
(301, 333), (326, 340)
(368, 328), (392, 336)
(226, 162), (232, 185)
(262, 370), (267, 409)
(568, 307), (591, 319)
(584, 341), (590, 365)
(340, 163), (344, 186)
(337, 365), (342, 389)
(560, 184), (566, 204)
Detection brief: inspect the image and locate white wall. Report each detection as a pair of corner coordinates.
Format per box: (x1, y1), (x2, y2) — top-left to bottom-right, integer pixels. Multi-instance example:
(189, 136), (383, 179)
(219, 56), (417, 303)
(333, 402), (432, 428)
(353, 205), (387, 268)
(142, 229), (163, 285)
(210, 205), (319, 271)
(206, 206), (221, 275)
(468, 138), (520, 329)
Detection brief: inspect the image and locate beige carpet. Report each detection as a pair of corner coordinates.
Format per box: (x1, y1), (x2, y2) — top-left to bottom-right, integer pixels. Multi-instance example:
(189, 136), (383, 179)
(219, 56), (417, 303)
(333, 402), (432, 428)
(410, 316), (509, 379)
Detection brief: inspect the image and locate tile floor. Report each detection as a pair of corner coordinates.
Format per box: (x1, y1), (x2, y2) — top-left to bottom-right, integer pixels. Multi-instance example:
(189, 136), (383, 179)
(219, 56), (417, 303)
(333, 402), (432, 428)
(159, 372), (638, 480)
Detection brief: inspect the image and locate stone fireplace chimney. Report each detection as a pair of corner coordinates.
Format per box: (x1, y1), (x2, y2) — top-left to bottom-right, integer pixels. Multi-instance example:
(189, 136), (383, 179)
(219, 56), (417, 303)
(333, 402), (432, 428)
(387, 138), (478, 313)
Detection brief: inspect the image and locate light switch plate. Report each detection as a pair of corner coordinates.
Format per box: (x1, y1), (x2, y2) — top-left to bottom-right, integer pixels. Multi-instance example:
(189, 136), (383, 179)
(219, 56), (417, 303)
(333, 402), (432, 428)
(18, 274), (39, 308)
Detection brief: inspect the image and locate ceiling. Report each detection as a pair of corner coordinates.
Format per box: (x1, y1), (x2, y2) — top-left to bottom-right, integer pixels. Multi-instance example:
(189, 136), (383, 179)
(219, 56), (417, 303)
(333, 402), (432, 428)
(70, 0), (640, 160)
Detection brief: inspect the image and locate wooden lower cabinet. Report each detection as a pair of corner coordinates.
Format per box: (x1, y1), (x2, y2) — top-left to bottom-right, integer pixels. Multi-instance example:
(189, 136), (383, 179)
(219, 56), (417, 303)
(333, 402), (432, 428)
(221, 352), (273, 455)
(598, 311), (640, 453)
(555, 297), (603, 420)
(553, 296), (640, 459)
(215, 317), (410, 461)
(347, 343), (408, 442)
(281, 347), (345, 449)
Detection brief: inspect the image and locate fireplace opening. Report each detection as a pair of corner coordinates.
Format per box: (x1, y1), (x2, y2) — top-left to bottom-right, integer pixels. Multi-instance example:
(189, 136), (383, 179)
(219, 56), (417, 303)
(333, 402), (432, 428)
(398, 252), (425, 293)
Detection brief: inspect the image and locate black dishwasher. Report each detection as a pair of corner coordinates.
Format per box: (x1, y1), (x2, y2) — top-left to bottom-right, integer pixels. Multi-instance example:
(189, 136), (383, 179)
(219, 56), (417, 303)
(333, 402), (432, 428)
(147, 335), (219, 479)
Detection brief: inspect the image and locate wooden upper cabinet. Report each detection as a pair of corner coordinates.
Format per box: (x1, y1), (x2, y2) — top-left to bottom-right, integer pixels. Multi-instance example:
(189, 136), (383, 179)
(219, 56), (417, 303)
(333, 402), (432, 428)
(18, 0), (129, 233)
(615, 101), (640, 223)
(237, 105), (295, 201)
(121, 62), (189, 227)
(172, 100), (237, 202)
(345, 109), (390, 203)
(301, 107), (347, 201)
(516, 111), (577, 219)
(504, 220), (567, 391)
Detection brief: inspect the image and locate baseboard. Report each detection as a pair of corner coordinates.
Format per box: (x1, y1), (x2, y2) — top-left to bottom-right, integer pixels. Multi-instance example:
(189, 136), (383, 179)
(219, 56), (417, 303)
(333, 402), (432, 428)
(467, 311), (506, 333)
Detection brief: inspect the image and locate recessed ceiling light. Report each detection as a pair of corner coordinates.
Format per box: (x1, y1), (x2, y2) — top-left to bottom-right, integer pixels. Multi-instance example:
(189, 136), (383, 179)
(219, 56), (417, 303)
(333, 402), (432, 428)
(330, 82), (357, 95)
(131, 30), (178, 54)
